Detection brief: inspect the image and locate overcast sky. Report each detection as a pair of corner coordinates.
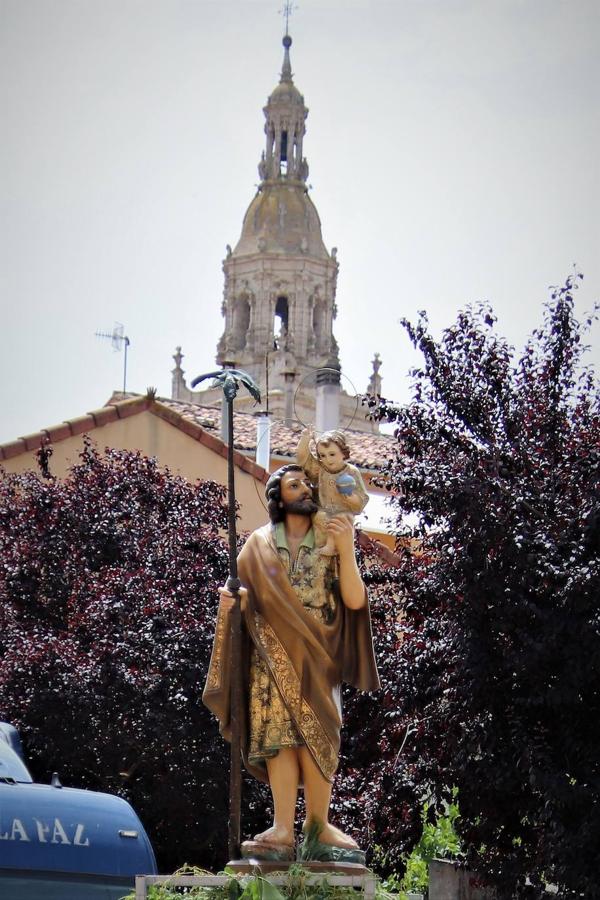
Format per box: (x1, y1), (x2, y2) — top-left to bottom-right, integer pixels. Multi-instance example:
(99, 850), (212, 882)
(1, 0), (598, 444)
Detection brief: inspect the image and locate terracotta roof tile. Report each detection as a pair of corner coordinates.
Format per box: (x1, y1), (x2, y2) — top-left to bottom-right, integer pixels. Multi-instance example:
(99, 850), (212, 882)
(114, 397), (150, 419)
(2, 391), (396, 482)
(89, 406), (119, 428)
(44, 423), (73, 443)
(0, 395), (269, 483)
(0, 407), (131, 459)
(67, 414), (96, 436)
(150, 396), (398, 471)
(0, 439), (27, 461)
(20, 431), (50, 452)
(151, 400), (270, 483)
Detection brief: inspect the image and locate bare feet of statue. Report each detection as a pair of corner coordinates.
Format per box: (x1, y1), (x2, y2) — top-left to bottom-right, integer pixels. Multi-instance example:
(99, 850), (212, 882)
(253, 824), (294, 847)
(303, 820), (358, 849)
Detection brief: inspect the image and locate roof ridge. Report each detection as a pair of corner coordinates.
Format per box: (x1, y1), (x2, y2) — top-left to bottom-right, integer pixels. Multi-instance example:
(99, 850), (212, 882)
(150, 399), (269, 483)
(0, 396), (152, 461)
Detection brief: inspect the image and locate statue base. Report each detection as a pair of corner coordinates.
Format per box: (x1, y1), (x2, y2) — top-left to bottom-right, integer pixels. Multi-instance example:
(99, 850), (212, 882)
(135, 865), (377, 900)
(240, 840), (295, 863)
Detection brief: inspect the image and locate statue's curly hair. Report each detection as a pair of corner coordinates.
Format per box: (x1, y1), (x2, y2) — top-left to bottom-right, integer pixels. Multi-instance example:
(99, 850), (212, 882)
(316, 429), (351, 460)
(265, 464), (307, 524)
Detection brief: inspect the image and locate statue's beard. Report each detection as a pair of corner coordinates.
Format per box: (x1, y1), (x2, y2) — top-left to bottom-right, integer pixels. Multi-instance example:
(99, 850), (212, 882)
(283, 498), (319, 517)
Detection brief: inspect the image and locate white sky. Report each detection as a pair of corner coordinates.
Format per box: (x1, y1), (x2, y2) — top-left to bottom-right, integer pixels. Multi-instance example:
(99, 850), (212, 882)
(1, 0), (598, 444)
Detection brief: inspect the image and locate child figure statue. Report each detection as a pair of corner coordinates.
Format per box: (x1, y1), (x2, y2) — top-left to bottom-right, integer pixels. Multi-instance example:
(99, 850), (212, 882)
(296, 426), (369, 556)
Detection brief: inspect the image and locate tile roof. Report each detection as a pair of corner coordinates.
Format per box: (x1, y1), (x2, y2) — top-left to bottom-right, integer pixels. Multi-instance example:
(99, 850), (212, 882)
(0, 390), (399, 475)
(110, 393), (399, 472)
(0, 395), (268, 483)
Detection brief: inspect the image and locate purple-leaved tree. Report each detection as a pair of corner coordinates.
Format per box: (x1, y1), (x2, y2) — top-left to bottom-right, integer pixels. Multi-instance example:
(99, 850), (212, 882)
(345, 275), (600, 897)
(0, 441), (270, 871)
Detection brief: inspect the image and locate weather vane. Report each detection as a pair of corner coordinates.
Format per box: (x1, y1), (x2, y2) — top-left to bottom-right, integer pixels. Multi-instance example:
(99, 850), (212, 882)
(279, 0), (297, 35)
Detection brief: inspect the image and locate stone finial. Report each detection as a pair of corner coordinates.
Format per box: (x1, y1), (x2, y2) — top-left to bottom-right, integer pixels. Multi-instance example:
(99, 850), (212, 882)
(367, 352), (383, 396)
(171, 347), (187, 400)
(172, 346), (184, 372)
(258, 152), (267, 181)
(329, 336), (340, 366)
(298, 158), (309, 182)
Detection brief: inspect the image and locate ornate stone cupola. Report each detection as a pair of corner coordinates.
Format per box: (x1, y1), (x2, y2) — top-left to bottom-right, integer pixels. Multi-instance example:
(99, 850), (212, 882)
(259, 34), (309, 184)
(215, 32), (337, 386)
(172, 34), (379, 434)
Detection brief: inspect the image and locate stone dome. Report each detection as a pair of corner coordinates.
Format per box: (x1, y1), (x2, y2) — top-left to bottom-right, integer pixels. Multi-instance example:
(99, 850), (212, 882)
(233, 183), (330, 259)
(267, 80), (305, 105)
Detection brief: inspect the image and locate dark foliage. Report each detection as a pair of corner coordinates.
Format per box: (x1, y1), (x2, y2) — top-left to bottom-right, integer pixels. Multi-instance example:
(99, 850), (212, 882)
(0, 441), (270, 872)
(353, 275), (600, 897)
(332, 545), (421, 875)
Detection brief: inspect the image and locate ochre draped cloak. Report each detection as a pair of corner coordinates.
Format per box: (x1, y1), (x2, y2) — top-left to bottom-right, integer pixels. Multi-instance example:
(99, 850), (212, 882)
(203, 524), (380, 784)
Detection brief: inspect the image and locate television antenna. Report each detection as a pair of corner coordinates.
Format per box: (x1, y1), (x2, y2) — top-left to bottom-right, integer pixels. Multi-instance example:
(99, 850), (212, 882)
(95, 323), (131, 394)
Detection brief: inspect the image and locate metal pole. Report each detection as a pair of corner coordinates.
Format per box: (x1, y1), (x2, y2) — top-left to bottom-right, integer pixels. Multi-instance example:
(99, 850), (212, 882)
(123, 337), (130, 394)
(265, 354), (269, 416)
(226, 397), (242, 861)
(189, 365), (261, 864)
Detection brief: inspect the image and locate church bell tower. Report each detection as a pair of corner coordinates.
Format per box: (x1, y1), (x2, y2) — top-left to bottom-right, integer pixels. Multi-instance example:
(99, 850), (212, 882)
(172, 34), (380, 433)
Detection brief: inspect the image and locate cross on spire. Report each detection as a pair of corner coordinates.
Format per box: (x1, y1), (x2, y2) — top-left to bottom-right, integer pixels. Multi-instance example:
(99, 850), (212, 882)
(279, 1), (297, 36)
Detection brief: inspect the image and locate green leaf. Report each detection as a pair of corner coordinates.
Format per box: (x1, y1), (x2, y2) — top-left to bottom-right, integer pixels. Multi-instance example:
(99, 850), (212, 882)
(259, 878), (287, 900)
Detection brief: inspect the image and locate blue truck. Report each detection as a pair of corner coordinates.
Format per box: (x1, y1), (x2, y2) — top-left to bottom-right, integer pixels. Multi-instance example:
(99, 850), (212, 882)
(0, 722), (157, 899)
